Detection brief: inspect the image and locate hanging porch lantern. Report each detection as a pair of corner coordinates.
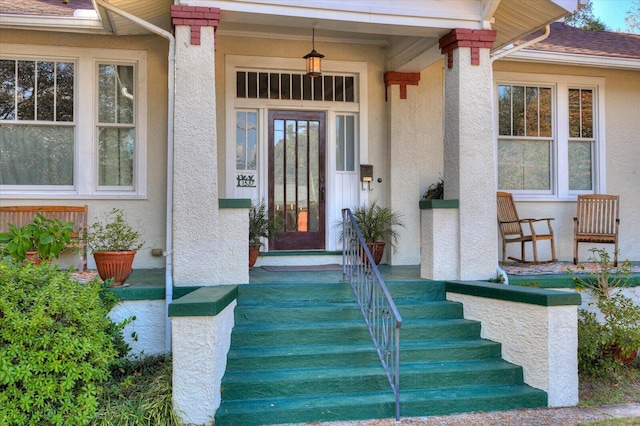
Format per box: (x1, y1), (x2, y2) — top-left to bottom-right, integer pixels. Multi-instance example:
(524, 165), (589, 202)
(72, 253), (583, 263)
(304, 28), (324, 78)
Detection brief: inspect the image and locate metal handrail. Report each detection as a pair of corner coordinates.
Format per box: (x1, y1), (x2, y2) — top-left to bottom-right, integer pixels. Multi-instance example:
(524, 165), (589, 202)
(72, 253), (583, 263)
(341, 208), (403, 421)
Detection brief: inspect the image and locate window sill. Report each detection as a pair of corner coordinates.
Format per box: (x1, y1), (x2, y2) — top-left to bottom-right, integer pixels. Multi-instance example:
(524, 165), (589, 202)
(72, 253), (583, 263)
(0, 191), (148, 200)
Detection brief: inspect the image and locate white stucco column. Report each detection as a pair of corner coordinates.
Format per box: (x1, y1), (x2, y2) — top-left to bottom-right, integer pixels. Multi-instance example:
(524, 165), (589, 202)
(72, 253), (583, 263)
(171, 6), (223, 286)
(440, 29), (498, 280)
(385, 72), (423, 266)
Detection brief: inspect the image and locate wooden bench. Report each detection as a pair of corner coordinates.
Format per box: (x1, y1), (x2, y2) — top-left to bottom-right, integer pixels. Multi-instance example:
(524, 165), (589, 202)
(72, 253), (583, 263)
(0, 205), (88, 270)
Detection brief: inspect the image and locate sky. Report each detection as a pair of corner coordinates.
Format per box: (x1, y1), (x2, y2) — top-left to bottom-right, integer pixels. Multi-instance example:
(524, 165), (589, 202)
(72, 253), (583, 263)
(590, 0), (635, 32)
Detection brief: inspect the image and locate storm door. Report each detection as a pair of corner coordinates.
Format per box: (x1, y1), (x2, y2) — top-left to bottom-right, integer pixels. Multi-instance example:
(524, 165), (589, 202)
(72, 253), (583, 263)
(268, 110), (325, 250)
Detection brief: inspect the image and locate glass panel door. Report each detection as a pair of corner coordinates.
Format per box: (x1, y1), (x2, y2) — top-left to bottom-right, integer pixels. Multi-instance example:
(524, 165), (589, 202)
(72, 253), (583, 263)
(268, 110), (325, 250)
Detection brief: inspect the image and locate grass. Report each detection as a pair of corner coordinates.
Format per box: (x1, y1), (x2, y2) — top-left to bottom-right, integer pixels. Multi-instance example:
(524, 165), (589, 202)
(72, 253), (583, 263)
(580, 366), (640, 407)
(579, 364), (640, 425)
(90, 354), (183, 426)
(587, 420), (640, 425)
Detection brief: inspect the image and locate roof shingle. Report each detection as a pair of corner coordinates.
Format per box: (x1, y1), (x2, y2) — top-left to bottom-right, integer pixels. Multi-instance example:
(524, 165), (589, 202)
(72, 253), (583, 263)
(0, 0), (95, 17)
(519, 22), (640, 60)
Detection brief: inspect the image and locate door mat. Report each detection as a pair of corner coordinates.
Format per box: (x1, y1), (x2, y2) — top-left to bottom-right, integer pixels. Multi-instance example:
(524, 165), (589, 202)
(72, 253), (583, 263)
(261, 264), (343, 272)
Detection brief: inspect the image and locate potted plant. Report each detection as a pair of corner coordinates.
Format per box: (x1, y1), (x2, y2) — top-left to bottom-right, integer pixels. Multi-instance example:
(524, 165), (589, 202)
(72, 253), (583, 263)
(349, 201), (404, 265)
(0, 213), (74, 263)
(248, 200), (279, 269)
(422, 176), (444, 200)
(84, 208), (144, 286)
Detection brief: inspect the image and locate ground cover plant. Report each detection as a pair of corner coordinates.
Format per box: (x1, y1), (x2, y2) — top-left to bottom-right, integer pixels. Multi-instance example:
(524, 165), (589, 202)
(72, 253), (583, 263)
(0, 260), (180, 425)
(90, 354), (182, 426)
(0, 261), (122, 425)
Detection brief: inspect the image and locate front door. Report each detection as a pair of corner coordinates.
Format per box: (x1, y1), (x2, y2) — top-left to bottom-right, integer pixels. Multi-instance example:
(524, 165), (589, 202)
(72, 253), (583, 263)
(268, 110), (325, 250)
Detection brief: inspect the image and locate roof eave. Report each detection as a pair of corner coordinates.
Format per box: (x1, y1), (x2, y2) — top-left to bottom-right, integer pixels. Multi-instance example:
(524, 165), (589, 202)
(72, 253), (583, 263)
(0, 14), (109, 34)
(503, 49), (640, 70)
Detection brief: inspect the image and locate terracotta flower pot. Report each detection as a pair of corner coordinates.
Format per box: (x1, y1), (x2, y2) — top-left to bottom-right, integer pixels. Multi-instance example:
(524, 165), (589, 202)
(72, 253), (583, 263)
(359, 241), (386, 266)
(26, 251), (42, 265)
(611, 346), (638, 364)
(93, 251), (136, 286)
(249, 245), (260, 269)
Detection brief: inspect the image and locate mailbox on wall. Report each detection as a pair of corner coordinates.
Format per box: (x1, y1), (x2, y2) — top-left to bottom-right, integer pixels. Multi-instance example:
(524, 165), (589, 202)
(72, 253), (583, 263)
(360, 164), (373, 191)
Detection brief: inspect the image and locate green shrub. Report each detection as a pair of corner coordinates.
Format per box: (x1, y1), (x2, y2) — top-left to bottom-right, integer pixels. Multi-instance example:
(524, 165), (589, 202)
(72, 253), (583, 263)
(571, 249), (640, 377)
(0, 261), (124, 425)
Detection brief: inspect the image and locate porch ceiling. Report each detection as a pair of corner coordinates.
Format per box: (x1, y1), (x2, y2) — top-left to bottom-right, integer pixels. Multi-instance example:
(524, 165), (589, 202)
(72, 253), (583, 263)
(1, 0), (578, 70)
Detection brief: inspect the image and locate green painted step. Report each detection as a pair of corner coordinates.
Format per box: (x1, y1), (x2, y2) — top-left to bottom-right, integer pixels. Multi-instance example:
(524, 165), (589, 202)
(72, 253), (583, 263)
(230, 318), (481, 347)
(234, 300), (463, 323)
(225, 339), (502, 371)
(215, 385), (547, 425)
(221, 360), (525, 400)
(237, 281), (447, 304)
(216, 280), (547, 425)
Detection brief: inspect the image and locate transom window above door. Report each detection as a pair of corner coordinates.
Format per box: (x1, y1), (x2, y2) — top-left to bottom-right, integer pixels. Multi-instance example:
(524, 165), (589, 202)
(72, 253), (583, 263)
(236, 71), (355, 102)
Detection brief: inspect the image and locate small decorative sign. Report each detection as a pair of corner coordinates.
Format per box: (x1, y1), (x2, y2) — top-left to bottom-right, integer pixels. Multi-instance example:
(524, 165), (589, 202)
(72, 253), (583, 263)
(236, 174), (256, 188)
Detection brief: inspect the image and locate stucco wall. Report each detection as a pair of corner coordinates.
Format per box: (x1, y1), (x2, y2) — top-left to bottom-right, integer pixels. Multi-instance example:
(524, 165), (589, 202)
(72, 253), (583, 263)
(172, 301), (236, 426)
(447, 291), (579, 407)
(109, 299), (167, 357)
(493, 61), (640, 263)
(214, 35), (449, 262)
(0, 29), (170, 270)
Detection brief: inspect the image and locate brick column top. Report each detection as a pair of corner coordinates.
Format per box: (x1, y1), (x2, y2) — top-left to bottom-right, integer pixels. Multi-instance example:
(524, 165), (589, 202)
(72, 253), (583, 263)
(171, 5), (220, 46)
(439, 28), (497, 69)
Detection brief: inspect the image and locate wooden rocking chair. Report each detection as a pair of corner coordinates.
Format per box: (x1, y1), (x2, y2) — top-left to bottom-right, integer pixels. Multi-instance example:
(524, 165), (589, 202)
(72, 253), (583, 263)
(497, 191), (557, 264)
(573, 194), (620, 266)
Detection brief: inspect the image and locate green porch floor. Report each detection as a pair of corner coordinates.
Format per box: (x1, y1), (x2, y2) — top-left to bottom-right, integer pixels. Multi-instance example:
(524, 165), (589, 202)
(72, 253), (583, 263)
(96, 263), (640, 301)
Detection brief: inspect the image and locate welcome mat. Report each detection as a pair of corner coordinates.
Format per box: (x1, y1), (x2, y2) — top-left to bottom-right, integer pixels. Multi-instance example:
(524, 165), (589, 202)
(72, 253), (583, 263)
(261, 264), (343, 272)
(501, 261), (640, 276)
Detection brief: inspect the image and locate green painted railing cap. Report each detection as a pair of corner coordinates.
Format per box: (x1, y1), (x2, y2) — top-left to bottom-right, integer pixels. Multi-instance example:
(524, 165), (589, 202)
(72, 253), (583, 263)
(419, 199), (459, 209)
(219, 198), (251, 209)
(445, 280), (581, 306)
(168, 285), (238, 317)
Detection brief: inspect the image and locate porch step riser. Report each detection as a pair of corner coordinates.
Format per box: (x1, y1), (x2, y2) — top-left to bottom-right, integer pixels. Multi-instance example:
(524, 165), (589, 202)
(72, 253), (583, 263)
(221, 362), (524, 400)
(237, 281), (446, 304)
(215, 386), (547, 425)
(216, 281), (547, 425)
(234, 302), (463, 324)
(230, 320), (481, 347)
(226, 340), (502, 371)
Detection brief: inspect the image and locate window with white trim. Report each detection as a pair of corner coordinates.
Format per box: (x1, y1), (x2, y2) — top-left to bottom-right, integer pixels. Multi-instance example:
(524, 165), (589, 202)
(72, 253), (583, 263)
(496, 74), (603, 198)
(0, 44), (146, 198)
(568, 88), (594, 191)
(336, 114), (355, 172)
(235, 110), (258, 171)
(0, 59), (75, 186)
(97, 64), (135, 188)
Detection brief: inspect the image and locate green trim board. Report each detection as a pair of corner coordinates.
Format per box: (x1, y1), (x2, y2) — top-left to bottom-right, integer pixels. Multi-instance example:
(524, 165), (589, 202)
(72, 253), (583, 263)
(445, 280), (581, 307)
(219, 198), (251, 209)
(261, 250), (342, 257)
(168, 285), (238, 317)
(108, 284), (165, 301)
(106, 285), (212, 301)
(419, 199), (459, 209)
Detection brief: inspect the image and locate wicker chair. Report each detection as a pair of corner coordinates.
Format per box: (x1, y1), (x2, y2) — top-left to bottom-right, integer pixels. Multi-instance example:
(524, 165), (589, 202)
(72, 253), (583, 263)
(496, 191), (557, 264)
(573, 194), (620, 266)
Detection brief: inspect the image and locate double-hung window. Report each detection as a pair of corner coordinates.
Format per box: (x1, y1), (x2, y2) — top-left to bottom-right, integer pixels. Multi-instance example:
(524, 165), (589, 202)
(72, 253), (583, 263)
(497, 84), (553, 192)
(0, 59), (75, 187)
(97, 64), (136, 189)
(0, 44), (146, 198)
(496, 73), (604, 199)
